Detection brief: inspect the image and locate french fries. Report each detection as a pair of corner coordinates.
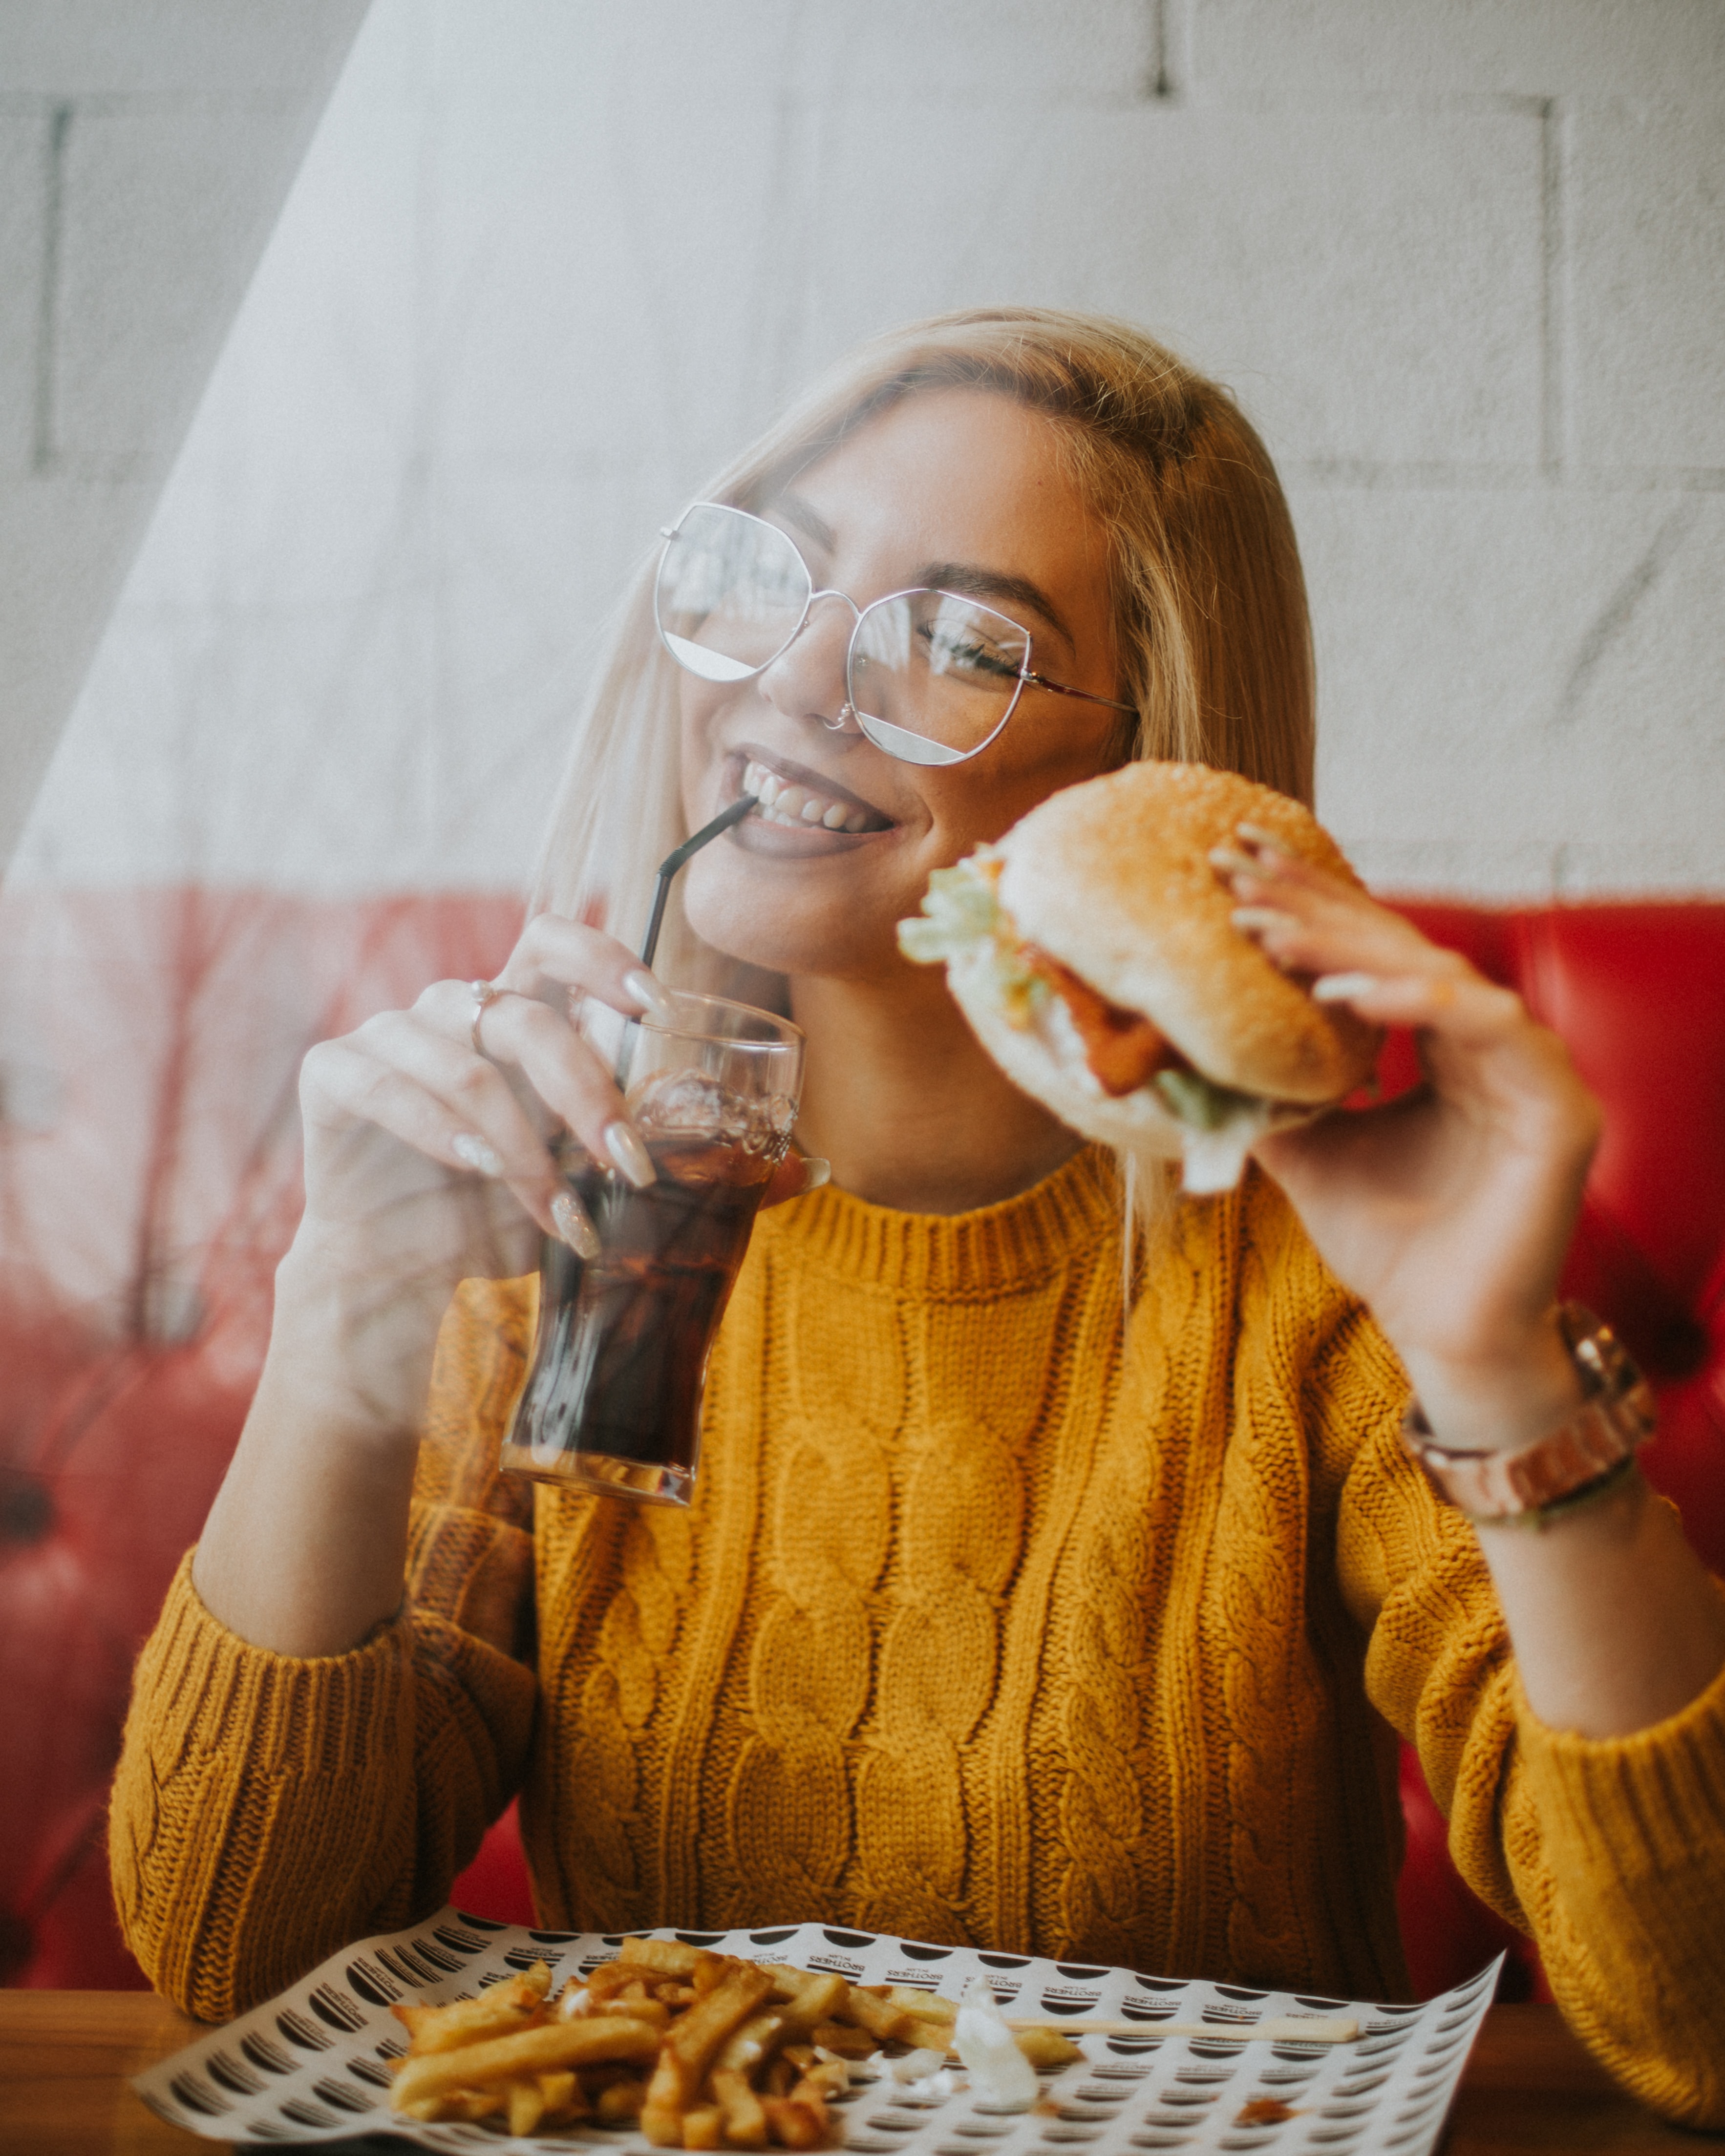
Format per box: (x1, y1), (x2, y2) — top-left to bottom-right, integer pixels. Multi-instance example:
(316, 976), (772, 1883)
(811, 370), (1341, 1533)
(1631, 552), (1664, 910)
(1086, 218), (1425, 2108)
(390, 2014), (662, 2111)
(639, 1963), (775, 2145)
(391, 1965), (552, 2052)
(385, 1941), (1077, 2144)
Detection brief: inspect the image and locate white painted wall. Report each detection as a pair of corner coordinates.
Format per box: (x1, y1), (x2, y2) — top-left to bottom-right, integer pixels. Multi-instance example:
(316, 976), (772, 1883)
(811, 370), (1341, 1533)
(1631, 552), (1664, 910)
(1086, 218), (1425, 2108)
(11, 0), (1725, 900)
(0, 0), (370, 867)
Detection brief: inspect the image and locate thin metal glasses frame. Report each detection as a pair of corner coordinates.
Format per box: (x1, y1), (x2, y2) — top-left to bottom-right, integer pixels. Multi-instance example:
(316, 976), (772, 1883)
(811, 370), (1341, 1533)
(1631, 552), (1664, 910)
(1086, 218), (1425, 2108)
(655, 501), (1134, 768)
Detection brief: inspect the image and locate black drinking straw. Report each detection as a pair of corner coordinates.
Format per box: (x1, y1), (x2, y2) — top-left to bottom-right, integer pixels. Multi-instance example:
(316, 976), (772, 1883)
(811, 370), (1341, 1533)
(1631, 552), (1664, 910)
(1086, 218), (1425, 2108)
(638, 793), (759, 971)
(613, 793), (759, 1091)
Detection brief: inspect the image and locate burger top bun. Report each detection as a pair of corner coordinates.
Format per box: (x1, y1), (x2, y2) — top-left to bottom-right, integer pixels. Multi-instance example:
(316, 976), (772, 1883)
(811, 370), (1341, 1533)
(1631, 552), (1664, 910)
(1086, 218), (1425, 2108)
(995, 762), (1378, 1106)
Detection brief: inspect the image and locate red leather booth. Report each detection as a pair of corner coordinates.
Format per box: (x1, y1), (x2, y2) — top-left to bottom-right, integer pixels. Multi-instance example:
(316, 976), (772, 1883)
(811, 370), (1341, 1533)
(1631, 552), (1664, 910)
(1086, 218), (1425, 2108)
(2, 890), (1720, 1996)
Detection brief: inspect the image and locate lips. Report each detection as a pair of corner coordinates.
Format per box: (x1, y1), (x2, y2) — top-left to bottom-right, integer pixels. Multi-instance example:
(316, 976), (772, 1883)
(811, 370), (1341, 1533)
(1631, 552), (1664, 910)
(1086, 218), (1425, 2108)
(739, 754), (894, 835)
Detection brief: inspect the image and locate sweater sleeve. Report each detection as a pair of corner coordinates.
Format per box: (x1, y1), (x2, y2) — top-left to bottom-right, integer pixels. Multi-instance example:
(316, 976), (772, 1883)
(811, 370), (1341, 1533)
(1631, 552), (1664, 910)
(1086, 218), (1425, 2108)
(109, 1277), (541, 2021)
(1333, 1361), (1725, 2129)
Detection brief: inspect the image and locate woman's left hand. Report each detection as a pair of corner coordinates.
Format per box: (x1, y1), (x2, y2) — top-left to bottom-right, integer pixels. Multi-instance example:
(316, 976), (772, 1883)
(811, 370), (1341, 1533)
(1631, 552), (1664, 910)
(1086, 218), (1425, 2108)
(1223, 830), (1602, 1451)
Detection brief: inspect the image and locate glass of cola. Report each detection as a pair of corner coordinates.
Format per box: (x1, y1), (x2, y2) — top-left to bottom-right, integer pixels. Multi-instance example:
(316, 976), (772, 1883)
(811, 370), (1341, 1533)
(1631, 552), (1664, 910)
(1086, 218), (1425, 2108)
(499, 989), (804, 1503)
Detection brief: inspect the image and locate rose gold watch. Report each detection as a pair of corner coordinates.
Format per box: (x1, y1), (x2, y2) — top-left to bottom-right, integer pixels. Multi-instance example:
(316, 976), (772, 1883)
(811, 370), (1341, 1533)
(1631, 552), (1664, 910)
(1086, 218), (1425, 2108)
(1398, 1305), (1658, 1527)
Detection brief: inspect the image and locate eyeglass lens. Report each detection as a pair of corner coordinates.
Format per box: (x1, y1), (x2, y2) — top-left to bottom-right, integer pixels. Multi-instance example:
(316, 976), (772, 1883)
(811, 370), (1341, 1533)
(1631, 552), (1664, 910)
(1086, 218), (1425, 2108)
(656, 504), (811, 682)
(656, 504), (1031, 763)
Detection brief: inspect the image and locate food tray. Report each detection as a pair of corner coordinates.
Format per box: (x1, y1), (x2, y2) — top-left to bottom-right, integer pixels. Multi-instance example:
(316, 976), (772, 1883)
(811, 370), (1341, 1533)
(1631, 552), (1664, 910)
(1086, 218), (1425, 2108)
(133, 1912), (1501, 2156)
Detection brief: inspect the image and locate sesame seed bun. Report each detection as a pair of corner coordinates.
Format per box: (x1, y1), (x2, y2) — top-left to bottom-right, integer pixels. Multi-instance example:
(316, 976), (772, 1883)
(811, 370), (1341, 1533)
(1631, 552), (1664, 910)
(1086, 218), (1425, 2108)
(995, 762), (1380, 1106)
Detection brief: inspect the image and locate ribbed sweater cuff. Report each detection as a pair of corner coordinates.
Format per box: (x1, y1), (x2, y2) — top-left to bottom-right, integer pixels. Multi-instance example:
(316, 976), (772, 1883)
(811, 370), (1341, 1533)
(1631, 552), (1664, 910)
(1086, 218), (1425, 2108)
(141, 1552), (415, 1781)
(1512, 1647), (1725, 1888)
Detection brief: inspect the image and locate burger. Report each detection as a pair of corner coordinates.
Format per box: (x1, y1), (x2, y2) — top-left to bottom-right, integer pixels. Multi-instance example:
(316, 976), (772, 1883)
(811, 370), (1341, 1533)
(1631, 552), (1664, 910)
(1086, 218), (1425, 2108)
(897, 762), (1381, 1194)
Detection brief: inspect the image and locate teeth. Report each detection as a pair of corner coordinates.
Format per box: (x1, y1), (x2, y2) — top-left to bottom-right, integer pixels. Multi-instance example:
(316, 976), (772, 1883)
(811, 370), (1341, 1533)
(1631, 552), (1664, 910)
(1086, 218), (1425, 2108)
(742, 758), (880, 836)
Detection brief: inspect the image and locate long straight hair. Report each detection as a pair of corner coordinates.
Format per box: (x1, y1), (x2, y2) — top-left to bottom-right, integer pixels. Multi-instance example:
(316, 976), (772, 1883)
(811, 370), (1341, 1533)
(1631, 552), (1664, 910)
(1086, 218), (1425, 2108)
(532, 308), (1316, 1247)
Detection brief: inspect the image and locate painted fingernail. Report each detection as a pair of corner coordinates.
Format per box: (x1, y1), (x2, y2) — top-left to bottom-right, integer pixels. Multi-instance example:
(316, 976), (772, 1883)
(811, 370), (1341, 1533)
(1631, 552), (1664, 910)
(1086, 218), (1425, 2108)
(1208, 845), (1258, 878)
(451, 1132), (505, 1177)
(551, 1189), (603, 1260)
(1312, 972), (1382, 1002)
(1231, 906), (1296, 933)
(1235, 821), (1284, 853)
(623, 968), (678, 1021)
(799, 1156), (831, 1191)
(603, 1119), (657, 1188)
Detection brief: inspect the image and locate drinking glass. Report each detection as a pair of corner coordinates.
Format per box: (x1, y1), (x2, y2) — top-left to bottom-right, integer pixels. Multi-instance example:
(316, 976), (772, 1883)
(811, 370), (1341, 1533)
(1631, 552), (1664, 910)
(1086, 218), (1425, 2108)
(499, 990), (804, 1503)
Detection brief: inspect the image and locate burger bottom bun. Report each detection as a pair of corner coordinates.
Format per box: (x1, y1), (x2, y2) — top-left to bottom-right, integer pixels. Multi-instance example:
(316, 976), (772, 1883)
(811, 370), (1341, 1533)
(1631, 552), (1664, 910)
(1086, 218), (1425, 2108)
(947, 951), (1314, 1196)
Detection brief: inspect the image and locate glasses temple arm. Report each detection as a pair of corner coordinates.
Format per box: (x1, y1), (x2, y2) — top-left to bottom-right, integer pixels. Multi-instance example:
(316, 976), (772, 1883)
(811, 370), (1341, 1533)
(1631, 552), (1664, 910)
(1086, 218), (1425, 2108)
(1022, 669), (1137, 717)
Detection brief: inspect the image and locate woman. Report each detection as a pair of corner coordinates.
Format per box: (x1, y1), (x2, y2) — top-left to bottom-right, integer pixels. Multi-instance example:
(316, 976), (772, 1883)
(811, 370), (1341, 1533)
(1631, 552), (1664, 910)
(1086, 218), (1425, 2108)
(112, 310), (1725, 2122)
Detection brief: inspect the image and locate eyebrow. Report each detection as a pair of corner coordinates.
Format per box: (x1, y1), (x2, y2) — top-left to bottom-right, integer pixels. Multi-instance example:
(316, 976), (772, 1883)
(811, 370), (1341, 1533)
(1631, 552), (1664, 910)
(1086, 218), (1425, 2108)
(916, 562), (1076, 656)
(771, 492), (837, 555)
(767, 494), (1078, 656)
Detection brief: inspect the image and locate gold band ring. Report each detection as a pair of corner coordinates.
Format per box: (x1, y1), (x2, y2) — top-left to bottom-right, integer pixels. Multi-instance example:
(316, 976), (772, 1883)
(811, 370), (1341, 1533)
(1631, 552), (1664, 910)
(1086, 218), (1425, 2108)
(469, 978), (507, 1057)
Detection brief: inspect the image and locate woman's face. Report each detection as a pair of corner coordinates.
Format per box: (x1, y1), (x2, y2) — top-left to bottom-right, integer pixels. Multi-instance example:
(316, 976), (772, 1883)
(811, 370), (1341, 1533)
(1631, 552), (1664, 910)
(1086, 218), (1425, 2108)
(678, 387), (1125, 983)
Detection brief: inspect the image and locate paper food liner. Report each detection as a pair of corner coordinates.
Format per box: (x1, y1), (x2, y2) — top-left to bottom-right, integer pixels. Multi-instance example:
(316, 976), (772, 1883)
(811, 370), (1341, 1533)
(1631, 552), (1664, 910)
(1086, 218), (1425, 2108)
(134, 1914), (1501, 2156)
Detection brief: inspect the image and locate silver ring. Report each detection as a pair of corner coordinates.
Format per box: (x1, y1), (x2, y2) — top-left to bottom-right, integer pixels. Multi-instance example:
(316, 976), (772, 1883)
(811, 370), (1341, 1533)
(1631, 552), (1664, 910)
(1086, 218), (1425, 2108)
(822, 702), (857, 733)
(469, 978), (506, 1057)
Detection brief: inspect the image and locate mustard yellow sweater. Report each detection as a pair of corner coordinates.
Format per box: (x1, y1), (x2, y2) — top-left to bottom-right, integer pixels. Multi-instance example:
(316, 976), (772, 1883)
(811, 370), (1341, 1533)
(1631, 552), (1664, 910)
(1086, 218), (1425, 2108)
(112, 1152), (1725, 2122)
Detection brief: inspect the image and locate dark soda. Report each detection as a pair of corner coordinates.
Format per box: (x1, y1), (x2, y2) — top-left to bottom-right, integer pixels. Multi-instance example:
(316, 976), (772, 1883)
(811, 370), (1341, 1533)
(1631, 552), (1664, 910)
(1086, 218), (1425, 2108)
(499, 1136), (775, 1501)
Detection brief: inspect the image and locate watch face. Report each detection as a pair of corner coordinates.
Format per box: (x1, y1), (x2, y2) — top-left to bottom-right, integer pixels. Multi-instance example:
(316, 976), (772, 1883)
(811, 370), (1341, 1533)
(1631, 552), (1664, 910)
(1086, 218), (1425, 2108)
(1562, 1304), (1658, 1436)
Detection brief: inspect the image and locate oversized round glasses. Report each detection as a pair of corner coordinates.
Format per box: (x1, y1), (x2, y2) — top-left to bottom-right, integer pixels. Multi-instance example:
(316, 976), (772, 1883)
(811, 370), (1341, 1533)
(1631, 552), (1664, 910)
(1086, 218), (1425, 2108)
(654, 501), (1134, 767)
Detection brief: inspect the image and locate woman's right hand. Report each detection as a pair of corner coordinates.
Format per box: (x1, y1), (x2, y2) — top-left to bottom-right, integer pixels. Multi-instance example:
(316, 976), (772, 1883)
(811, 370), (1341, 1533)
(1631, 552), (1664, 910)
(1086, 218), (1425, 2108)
(278, 914), (671, 1429)
(192, 913), (660, 1656)
(200, 921), (823, 1654)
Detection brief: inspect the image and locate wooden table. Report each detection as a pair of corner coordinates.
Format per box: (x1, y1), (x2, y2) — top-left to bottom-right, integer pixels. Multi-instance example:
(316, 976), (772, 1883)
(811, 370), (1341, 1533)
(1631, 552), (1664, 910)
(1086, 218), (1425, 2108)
(0, 1992), (1710, 2153)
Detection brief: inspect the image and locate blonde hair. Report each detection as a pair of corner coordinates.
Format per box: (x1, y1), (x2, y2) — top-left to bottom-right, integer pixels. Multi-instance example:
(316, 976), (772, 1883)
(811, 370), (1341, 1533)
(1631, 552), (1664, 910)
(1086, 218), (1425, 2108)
(533, 306), (1314, 995)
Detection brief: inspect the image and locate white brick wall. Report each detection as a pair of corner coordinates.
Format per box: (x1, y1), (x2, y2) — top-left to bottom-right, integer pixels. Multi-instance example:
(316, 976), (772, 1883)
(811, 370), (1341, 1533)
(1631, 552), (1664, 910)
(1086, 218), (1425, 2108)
(11, 0), (1725, 897)
(0, 0), (367, 866)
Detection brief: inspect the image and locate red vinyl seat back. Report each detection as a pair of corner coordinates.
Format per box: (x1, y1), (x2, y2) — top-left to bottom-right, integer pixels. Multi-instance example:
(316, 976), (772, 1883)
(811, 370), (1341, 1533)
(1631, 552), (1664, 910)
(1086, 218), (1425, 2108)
(1, 893), (1720, 1993)
(1386, 904), (1725, 1999)
(0, 889), (526, 1988)
(1388, 906), (1725, 1538)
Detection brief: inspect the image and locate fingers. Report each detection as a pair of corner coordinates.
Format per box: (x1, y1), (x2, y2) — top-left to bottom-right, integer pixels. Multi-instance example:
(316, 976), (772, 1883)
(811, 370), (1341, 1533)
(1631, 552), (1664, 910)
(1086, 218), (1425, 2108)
(312, 1016), (572, 1240)
(1308, 967), (1515, 1040)
(1214, 825), (1599, 1156)
(493, 912), (675, 1022)
(760, 1153), (831, 1211)
(1209, 825), (1517, 1033)
(437, 914), (675, 1185)
(1212, 831), (1437, 979)
(426, 982), (656, 1191)
(295, 913), (678, 1268)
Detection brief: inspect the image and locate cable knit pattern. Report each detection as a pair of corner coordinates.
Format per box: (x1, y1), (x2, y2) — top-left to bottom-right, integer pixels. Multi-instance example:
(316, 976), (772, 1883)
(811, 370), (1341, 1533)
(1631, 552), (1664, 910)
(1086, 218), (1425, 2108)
(112, 1149), (1725, 2123)
(727, 1403), (891, 1922)
(852, 1402), (1025, 1945)
(1043, 1211), (1189, 1974)
(1217, 1192), (1342, 1988)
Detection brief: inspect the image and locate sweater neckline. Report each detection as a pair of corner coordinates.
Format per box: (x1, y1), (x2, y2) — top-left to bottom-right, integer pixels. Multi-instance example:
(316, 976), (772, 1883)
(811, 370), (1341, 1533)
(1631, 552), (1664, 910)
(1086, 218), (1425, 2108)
(752, 1143), (1118, 1298)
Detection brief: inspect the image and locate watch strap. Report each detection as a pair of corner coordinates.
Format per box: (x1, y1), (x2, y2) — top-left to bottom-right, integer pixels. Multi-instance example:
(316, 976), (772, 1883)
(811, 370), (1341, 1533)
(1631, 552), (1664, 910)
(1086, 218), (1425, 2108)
(1399, 1305), (1657, 1525)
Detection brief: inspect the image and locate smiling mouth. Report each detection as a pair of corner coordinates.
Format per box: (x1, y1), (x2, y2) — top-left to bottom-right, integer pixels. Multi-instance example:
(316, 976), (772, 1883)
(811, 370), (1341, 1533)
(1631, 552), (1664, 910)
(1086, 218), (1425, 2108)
(740, 755), (894, 834)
